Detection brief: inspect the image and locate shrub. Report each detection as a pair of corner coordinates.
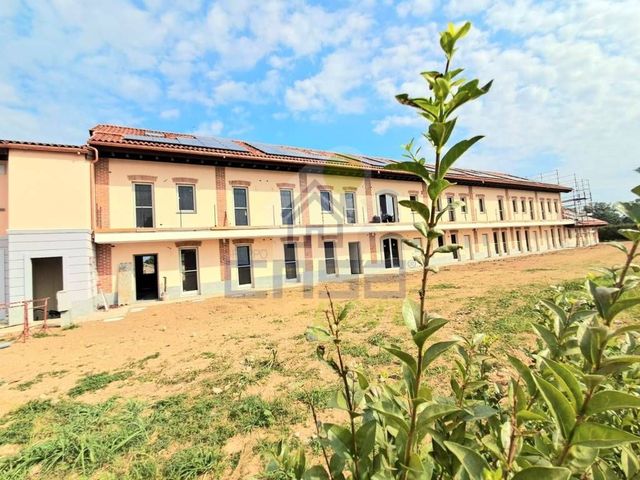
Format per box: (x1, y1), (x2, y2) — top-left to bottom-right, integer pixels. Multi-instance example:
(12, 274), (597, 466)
(599, 223), (636, 241)
(263, 22), (640, 480)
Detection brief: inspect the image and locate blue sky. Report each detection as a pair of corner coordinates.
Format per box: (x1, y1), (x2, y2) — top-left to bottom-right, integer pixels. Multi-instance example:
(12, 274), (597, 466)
(1, 0), (639, 201)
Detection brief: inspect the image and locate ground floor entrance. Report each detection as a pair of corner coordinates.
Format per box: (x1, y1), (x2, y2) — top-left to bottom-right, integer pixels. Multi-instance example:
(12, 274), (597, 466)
(134, 254), (159, 301)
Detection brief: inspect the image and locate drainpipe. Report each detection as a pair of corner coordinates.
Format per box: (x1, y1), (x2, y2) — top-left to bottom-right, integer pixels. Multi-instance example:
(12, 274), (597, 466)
(85, 145), (100, 232)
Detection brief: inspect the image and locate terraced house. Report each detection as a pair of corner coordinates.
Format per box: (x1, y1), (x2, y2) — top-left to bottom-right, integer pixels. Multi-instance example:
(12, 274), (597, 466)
(0, 125), (601, 323)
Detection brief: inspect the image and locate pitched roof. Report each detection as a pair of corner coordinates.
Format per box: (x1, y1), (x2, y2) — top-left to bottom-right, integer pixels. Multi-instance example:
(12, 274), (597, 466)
(89, 124), (572, 192)
(0, 139), (84, 153)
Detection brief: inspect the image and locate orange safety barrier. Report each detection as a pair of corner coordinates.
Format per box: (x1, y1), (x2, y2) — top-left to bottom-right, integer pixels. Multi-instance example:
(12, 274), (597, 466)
(0, 298), (50, 342)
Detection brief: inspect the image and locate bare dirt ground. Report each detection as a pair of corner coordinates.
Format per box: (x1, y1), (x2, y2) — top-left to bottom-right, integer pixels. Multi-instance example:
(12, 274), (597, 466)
(0, 244), (619, 417)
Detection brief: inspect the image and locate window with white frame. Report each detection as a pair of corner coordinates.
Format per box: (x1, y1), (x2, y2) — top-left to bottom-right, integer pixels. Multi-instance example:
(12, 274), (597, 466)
(521, 198), (526, 213)
(409, 194), (418, 221)
(134, 183), (154, 228)
(512, 198), (518, 214)
(478, 196), (486, 213)
(177, 184), (195, 213)
(283, 243), (298, 280)
(233, 187), (249, 226)
(280, 189), (294, 225)
(324, 241), (337, 275)
(344, 192), (357, 224)
(378, 193), (397, 222)
(236, 245), (252, 285)
(447, 196), (456, 221)
(460, 196), (468, 214)
(320, 190), (332, 213)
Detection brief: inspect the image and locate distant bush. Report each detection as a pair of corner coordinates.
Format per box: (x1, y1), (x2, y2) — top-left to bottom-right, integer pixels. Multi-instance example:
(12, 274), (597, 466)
(599, 223), (636, 241)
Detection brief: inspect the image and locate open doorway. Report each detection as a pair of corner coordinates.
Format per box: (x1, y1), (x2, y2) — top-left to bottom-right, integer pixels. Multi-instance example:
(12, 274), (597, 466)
(31, 257), (63, 319)
(134, 254), (159, 300)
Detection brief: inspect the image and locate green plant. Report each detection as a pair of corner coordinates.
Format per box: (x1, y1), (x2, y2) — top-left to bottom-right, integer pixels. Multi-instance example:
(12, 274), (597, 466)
(162, 446), (222, 480)
(263, 22), (640, 480)
(68, 370), (132, 397)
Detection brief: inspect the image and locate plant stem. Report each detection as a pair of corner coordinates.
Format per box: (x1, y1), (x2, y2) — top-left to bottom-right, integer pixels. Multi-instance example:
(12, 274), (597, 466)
(325, 291), (360, 479)
(615, 239), (639, 289)
(309, 401), (334, 480)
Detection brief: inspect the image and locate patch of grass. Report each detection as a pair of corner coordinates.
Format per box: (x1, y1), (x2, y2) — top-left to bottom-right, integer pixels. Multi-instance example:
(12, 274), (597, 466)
(0, 399), (53, 445)
(162, 446), (222, 480)
(228, 395), (292, 433)
(61, 323), (79, 331)
(431, 282), (458, 289)
(129, 352), (160, 369)
(68, 370), (132, 397)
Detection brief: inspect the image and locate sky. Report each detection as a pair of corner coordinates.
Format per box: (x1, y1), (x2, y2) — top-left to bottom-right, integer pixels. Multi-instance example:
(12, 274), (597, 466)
(1, 0), (639, 201)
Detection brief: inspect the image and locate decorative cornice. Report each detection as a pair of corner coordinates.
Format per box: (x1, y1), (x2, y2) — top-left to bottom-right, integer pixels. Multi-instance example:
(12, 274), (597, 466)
(229, 180), (251, 187)
(231, 238), (254, 244)
(175, 240), (202, 247)
(128, 175), (157, 183)
(172, 177), (198, 184)
(276, 183), (296, 189)
(317, 185), (334, 191)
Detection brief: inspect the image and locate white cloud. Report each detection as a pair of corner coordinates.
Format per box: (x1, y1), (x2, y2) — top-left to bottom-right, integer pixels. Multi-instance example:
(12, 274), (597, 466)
(396, 0), (437, 18)
(160, 108), (180, 120)
(195, 120), (224, 136)
(373, 114), (424, 134)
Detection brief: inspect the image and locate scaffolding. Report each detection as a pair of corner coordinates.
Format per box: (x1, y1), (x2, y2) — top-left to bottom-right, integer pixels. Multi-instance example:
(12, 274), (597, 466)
(531, 169), (594, 247)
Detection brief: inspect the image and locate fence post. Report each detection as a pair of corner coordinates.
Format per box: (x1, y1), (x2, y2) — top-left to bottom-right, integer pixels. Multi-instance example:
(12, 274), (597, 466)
(22, 301), (29, 343)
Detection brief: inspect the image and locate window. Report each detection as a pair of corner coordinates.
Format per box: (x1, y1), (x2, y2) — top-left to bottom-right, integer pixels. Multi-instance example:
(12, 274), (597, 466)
(478, 197), (486, 213)
(234, 188), (249, 226)
(529, 200), (535, 220)
(320, 190), (332, 213)
(501, 231), (508, 252)
(547, 200), (552, 213)
(344, 192), (357, 224)
(180, 248), (199, 293)
(460, 196), (467, 214)
(177, 185), (195, 213)
(447, 196), (456, 222)
(409, 194), (417, 221)
(498, 198), (505, 221)
(493, 231), (500, 254)
(378, 193), (397, 222)
(437, 235), (445, 248)
(134, 183), (154, 228)
(236, 245), (252, 285)
(450, 233), (459, 260)
(280, 189), (294, 225)
(283, 243), (297, 280)
(348, 242), (362, 275)
(524, 230), (531, 251)
(540, 200), (547, 220)
(382, 238), (400, 268)
(554, 200), (559, 213)
(512, 198), (518, 214)
(521, 199), (526, 213)
(324, 241), (337, 275)
(516, 231), (522, 251)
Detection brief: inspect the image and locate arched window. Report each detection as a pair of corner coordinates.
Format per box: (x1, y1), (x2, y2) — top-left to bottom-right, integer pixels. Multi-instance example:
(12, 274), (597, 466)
(377, 192), (398, 223)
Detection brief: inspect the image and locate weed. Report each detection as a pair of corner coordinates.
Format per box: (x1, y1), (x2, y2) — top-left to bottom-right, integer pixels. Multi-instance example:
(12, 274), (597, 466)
(61, 323), (79, 331)
(68, 370), (132, 397)
(229, 395), (291, 432)
(431, 282), (457, 289)
(163, 446), (222, 480)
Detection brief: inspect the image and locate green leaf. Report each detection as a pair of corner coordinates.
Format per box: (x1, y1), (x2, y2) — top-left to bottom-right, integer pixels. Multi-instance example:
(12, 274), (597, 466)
(306, 326), (332, 342)
(302, 466), (330, 480)
(399, 199), (430, 224)
(325, 424), (353, 457)
(384, 346), (417, 374)
(423, 341), (458, 369)
(427, 178), (452, 201)
(385, 161), (431, 182)
(508, 355), (536, 396)
(607, 298), (640, 321)
(532, 324), (559, 352)
(586, 390), (640, 416)
(439, 136), (483, 178)
(413, 317), (448, 349)
(444, 441), (490, 480)
(619, 229), (640, 241)
(597, 355), (640, 375)
(511, 467), (571, 480)
(573, 422), (640, 448)
(355, 420), (376, 457)
(338, 302), (354, 322)
(433, 244), (462, 255)
(542, 358), (584, 408)
(533, 374), (576, 439)
(402, 297), (421, 332)
(616, 201), (640, 224)
(588, 280), (619, 320)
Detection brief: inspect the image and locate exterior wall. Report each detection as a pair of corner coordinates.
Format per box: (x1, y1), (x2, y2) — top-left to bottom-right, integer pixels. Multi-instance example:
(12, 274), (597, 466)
(8, 150), (91, 230)
(7, 230), (95, 324)
(0, 161), (7, 235)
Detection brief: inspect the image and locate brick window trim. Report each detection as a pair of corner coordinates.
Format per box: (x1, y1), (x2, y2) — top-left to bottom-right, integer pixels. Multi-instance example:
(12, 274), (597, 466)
(172, 177), (199, 184)
(229, 180), (251, 187)
(317, 185), (334, 191)
(279, 236), (300, 243)
(343, 186), (358, 192)
(175, 241), (202, 248)
(408, 190), (420, 196)
(231, 238), (255, 244)
(127, 175), (157, 183)
(277, 183), (296, 189)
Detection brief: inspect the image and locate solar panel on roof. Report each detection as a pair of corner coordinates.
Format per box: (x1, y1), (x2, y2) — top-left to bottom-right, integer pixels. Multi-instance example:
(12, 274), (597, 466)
(247, 140), (337, 161)
(176, 137), (205, 147)
(196, 136), (248, 152)
(123, 134), (182, 145)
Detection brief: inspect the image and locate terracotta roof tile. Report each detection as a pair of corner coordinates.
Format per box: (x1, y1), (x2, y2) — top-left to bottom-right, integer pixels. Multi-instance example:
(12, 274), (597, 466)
(88, 124), (572, 193)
